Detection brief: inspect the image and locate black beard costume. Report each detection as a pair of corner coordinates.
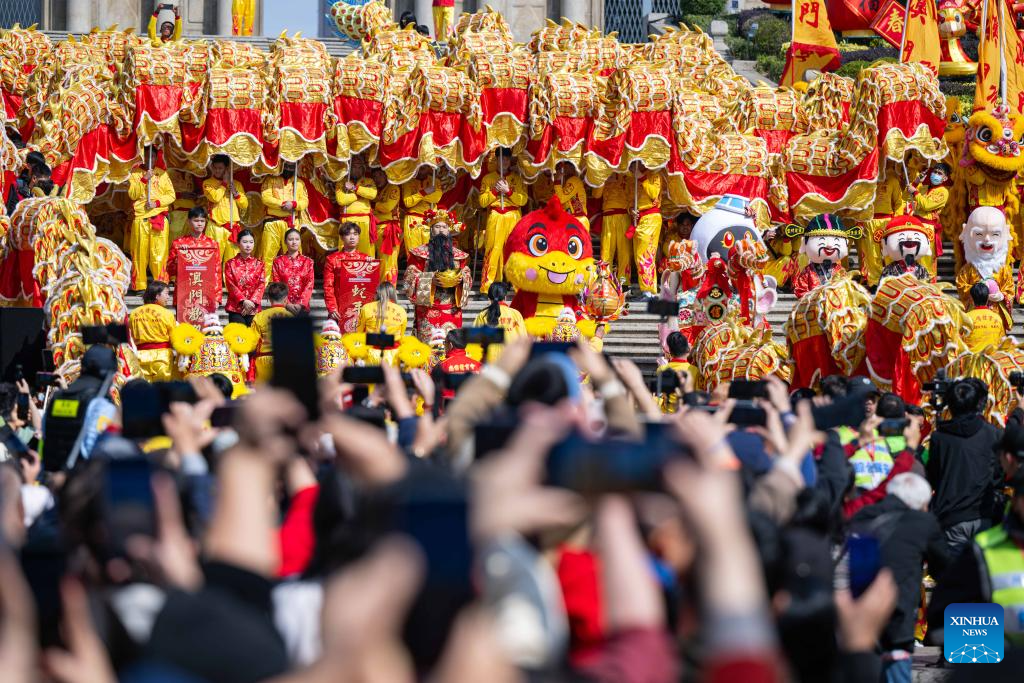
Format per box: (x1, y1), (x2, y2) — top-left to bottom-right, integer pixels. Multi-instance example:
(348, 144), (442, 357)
(427, 231), (455, 272)
(880, 257), (928, 281)
(811, 260), (837, 282)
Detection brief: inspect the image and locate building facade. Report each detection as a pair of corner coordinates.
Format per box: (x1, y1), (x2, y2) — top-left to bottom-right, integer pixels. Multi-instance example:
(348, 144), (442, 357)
(3, 0), (260, 36)
(2, 0), (684, 44)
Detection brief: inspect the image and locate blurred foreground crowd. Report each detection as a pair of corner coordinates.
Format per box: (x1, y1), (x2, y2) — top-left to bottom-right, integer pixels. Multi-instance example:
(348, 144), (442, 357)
(0, 334), (1023, 683)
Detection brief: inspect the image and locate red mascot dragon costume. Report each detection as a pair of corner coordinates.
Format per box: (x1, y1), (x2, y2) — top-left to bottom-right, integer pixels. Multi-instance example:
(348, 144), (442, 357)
(504, 196), (596, 337)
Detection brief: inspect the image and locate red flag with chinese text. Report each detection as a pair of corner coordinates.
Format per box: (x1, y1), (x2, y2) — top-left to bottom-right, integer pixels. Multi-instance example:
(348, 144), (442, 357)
(781, 0), (843, 87)
(973, 0), (1024, 112)
(174, 245), (221, 324)
(335, 259), (382, 333)
(900, 0), (941, 75)
(870, 0), (906, 48)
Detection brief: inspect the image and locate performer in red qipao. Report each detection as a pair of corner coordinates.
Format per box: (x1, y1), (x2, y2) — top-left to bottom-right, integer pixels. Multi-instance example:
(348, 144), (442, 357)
(224, 229), (266, 326)
(271, 228), (314, 313)
(166, 206), (222, 314)
(403, 209), (472, 343)
(324, 221), (370, 324)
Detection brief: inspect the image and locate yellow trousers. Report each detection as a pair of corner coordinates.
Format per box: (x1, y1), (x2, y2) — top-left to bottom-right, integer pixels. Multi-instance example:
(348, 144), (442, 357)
(857, 220), (885, 287)
(130, 213), (170, 290)
(259, 219), (290, 278)
(254, 355), (273, 383)
(136, 348), (173, 383)
(403, 215), (430, 253)
(633, 213), (662, 293)
(481, 209), (521, 293)
(377, 241), (400, 284)
(601, 213), (633, 284)
(432, 6), (454, 39)
(169, 210), (190, 244)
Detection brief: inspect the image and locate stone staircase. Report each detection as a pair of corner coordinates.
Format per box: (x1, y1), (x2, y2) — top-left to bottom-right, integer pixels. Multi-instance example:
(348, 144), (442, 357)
(40, 31), (357, 58)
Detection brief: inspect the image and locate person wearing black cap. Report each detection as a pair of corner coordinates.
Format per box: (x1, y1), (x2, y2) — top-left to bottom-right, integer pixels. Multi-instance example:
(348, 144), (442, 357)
(40, 345), (118, 470)
(926, 465), (1024, 649)
(926, 378), (1003, 556)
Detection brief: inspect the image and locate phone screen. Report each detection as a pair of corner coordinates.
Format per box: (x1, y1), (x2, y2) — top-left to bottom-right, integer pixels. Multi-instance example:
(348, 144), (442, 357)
(104, 458), (156, 557)
(847, 534), (882, 598)
(270, 316), (320, 421)
(120, 382), (166, 439)
(728, 380), (768, 400)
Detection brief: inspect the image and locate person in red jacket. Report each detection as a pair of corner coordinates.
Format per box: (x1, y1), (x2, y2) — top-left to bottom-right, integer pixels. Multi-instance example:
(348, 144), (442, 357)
(324, 222), (369, 322)
(439, 329), (482, 375)
(271, 228), (314, 313)
(224, 229), (266, 326)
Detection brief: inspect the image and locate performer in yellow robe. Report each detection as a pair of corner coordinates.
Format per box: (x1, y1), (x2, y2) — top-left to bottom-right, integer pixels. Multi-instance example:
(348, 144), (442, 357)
(862, 164), (910, 286)
(128, 281), (176, 382)
(202, 155), (248, 268)
(147, 5), (182, 47)
(909, 166), (949, 279)
(531, 172), (555, 209)
(553, 163), (589, 233)
(372, 168), (402, 284)
(249, 282), (293, 382)
(478, 149), (528, 293)
(168, 168), (199, 244)
(628, 165), (664, 295)
(593, 172), (633, 283)
(259, 164), (310, 279)
(335, 157), (379, 258)
(127, 148), (176, 291)
(402, 169), (443, 253)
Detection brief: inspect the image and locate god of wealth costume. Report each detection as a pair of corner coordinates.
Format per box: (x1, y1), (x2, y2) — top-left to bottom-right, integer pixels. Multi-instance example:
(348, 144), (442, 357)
(335, 175), (378, 258)
(260, 172), (310, 278)
(172, 314), (257, 398)
(127, 161), (176, 291)
(316, 320), (349, 377)
(250, 304), (293, 383)
(127, 301), (176, 382)
(478, 164), (527, 293)
(403, 210), (472, 343)
(957, 206), (1014, 328)
(860, 164), (911, 286)
(786, 214), (860, 299)
(877, 215), (932, 282)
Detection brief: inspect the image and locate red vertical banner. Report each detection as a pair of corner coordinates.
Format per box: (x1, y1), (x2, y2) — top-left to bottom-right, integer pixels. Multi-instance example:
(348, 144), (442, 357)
(174, 245), (221, 324)
(335, 259), (382, 332)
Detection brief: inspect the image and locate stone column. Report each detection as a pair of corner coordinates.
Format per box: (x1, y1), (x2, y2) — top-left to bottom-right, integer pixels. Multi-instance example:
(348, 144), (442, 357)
(415, 0), (435, 34)
(561, 0), (590, 25)
(218, 0), (234, 35)
(67, 0), (92, 33)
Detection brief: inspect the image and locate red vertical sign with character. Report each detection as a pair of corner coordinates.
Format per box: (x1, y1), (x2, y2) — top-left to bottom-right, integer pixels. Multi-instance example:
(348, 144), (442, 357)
(174, 244), (221, 324)
(336, 259), (382, 332)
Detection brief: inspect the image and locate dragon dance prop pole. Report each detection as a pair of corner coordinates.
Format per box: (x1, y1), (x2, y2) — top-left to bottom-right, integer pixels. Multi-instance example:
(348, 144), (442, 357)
(229, 159), (235, 229)
(146, 147), (152, 208)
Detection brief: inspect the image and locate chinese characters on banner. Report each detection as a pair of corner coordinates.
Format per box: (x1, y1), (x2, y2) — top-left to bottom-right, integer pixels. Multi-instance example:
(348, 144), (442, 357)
(781, 0), (842, 87)
(974, 0), (1024, 111)
(174, 245), (221, 324)
(901, 0), (941, 74)
(870, 0), (906, 48)
(336, 259), (381, 332)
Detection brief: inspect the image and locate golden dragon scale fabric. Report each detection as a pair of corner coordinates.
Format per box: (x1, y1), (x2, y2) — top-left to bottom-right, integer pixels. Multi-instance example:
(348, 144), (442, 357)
(784, 276), (870, 386)
(944, 343), (1024, 425)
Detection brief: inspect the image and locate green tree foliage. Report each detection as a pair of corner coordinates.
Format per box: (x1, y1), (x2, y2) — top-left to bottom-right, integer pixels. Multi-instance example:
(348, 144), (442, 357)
(679, 0), (727, 17)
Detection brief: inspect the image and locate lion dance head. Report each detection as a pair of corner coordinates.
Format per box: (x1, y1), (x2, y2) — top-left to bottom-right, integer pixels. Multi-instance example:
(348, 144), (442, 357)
(964, 104), (1024, 181)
